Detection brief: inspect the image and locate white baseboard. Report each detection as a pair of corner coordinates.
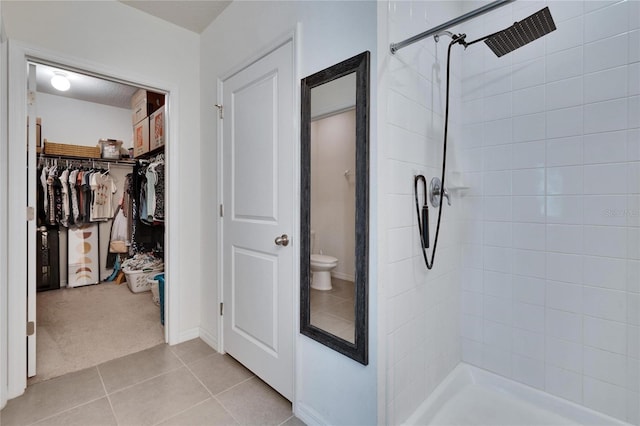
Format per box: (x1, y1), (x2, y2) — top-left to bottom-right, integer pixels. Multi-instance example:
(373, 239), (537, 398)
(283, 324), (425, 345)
(295, 402), (330, 426)
(177, 328), (200, 344)
(331, 271), (354, 282)
(198, 327), (218, 352)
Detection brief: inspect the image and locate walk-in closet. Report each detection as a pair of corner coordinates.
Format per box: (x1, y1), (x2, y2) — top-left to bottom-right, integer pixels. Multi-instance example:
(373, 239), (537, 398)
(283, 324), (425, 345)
(30, 63), (168, 384)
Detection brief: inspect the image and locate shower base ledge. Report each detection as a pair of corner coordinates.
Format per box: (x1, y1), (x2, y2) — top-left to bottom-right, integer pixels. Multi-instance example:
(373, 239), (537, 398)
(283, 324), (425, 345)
(403, 362), (630, 426)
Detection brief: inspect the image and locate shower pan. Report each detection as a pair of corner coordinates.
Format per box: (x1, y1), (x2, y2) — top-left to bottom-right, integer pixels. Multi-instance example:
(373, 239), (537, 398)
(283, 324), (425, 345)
(393, 3), (556, 270)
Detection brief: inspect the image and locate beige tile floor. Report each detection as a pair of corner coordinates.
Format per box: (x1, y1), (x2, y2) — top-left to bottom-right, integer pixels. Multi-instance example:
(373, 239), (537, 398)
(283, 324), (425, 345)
(309, 278), (355, 342)
(0, 339), (304, 426)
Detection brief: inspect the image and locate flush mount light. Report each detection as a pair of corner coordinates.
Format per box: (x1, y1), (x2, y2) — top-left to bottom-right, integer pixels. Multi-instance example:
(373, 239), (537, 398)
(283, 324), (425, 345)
(50, 72), (70, 91)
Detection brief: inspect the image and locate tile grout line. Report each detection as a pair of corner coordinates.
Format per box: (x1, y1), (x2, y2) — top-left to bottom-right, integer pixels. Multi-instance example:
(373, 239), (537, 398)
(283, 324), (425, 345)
(23, 367), (109, 426)
(102, 360), (186, 396)
(149, 398), (211, 426)
(144, 345), (216, 426)
(24, 395), (108, 426)
(96, 365), (120, 426)
(277, 414), (295, 426)
(180, 355), (245, 425)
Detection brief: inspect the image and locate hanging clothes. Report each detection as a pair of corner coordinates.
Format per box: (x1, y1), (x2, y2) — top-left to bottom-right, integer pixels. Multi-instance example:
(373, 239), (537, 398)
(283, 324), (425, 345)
(36, 158), (119, 227)
(130, 158), (164, 254)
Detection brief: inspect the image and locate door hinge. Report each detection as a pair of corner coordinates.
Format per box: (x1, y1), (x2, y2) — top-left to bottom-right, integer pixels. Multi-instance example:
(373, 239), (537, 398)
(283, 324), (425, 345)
(27, 206), (35, 221)
(27, 321), (35, 336)
(214, 104), (223, 119)
(28, 90), (36, 106)
(220, 302), (224, 316)
(219, 204), (224, 217)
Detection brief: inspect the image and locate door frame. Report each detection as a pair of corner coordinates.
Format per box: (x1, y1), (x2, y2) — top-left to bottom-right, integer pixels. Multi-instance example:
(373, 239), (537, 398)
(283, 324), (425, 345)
(216, 26), (300, 396)
(3, 40), (178, 399)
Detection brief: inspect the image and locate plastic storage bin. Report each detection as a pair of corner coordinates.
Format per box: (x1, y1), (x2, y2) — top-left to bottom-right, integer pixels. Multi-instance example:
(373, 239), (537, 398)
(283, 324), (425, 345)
(123, 268), (163, 293)
(155, 273), (165, 325)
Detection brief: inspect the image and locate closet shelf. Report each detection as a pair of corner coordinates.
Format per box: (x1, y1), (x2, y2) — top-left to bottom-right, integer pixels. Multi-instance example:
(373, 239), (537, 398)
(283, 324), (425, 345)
(40, 153), (136, 166)
(135, 145), (165, 160)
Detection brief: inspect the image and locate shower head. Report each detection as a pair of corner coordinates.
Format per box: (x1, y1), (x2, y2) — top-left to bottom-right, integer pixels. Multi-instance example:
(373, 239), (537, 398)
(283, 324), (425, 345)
(484, 6), (556, 57)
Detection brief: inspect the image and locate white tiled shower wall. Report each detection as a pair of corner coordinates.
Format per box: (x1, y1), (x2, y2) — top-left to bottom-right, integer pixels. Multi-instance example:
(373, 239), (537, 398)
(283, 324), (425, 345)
(458, 1), (640, 424)
(382, 1), (464, 424)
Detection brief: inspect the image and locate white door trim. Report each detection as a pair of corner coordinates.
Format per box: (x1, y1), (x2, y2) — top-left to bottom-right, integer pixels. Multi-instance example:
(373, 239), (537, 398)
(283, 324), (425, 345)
(216, 25), (300, 399)
(0, 26), (9, 411)
(3, 40), (179, 399)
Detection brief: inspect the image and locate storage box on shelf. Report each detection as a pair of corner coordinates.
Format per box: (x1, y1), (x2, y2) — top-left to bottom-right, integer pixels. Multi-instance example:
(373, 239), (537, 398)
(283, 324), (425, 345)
(99, 139), (123, 160)
(149, 106), (165, 150)
(133, 118), (150, 157)
(43, 139), (101, 158)
(131, 89), (164, 125)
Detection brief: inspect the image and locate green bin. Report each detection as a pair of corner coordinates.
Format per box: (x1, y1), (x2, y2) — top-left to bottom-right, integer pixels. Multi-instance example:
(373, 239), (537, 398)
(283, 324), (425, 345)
(155, 273), (165, 325)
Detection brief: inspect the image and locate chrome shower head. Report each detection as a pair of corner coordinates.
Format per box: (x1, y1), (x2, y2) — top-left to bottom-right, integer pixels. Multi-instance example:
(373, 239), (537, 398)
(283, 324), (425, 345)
(484, 6), (556, 57)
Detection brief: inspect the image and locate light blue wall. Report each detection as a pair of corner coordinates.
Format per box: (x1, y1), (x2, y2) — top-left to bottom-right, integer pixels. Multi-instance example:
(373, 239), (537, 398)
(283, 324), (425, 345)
(200, 2), (378, 424)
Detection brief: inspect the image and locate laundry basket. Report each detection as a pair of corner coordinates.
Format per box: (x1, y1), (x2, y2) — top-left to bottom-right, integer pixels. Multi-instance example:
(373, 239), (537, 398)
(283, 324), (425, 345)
(123, 268), (163, 293)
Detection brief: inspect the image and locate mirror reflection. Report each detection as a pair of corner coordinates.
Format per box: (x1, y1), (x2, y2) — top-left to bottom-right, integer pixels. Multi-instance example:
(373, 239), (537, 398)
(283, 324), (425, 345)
(309, 73), (356, 343)
(301, 50), (368, 365)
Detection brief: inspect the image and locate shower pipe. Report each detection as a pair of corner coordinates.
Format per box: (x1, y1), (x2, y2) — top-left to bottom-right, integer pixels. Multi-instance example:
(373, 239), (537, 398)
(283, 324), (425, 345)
(402, 5), (556, 269)
(389, 0), (515, 54)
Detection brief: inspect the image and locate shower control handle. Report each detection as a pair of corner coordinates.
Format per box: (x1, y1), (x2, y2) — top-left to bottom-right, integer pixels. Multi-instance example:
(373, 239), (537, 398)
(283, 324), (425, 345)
(442, 188), (451, 206)
(429, 177), (452, 208)
(274, 234), (290, 247)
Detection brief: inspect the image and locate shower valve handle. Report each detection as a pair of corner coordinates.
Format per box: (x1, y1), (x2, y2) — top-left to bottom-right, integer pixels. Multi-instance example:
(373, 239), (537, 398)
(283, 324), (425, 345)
(429, 177), (451, 208)
(442, 188), (451, 206)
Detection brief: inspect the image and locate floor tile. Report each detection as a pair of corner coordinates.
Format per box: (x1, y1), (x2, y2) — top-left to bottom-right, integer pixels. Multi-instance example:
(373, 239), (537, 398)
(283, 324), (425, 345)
(170, 338), (216, 365)
(331, 299), (355, 322)
(109, 367), (209, 426)
(33, 397), (117, 426)
(310, 311), (353, 338)
(217, 376), (292, 426)
(0, 367), (105, 426)
(158, 398), (238, 426)
(310, 291), (344, 312)
(280, 415), (307, 426)
(187, 353), (254, 395)
(326, 278), (355, 300)
(98, 344), (183, 393)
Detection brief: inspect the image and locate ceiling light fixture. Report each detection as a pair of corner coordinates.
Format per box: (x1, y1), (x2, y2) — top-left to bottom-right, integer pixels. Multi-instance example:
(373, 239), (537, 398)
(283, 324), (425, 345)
(51, 72), (70, 91)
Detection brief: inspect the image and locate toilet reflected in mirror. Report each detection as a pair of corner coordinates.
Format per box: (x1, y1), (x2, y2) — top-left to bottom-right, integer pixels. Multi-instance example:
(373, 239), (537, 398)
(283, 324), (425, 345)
(309, 231), (338, 291)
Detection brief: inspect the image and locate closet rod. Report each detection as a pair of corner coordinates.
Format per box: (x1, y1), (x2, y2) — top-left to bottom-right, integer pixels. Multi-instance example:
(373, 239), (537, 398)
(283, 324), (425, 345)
(39, 153), (135, 168)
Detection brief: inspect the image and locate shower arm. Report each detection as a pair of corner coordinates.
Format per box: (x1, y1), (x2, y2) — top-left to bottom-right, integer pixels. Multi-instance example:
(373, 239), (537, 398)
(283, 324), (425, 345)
(389, 0), (515, 54)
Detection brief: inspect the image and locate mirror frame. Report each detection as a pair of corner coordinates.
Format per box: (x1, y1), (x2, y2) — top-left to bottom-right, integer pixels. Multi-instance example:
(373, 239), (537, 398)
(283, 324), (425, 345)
(300, 51), (369, 365)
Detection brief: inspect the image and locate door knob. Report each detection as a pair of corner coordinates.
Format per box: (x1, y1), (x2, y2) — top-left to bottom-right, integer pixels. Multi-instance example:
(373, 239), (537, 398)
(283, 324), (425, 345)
(274, 234), (290, 246)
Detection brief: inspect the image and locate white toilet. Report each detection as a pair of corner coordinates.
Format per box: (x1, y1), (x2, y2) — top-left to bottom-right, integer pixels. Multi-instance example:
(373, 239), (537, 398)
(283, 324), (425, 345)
(310, 230), (338, 291)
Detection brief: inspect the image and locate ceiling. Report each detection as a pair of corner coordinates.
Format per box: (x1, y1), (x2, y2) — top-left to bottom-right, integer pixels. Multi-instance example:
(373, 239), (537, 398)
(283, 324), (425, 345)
(119, 0), (232, 34)
(36, 1), (232, 109)
(35, 63), (140, 109)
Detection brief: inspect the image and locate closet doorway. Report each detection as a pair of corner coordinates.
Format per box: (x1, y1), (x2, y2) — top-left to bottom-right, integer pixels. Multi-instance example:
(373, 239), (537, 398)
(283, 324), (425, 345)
(26, 60), (169, 385)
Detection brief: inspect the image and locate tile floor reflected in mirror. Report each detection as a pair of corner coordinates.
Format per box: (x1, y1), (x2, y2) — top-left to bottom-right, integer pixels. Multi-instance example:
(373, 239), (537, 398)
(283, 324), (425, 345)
(310, 278), (355, 342)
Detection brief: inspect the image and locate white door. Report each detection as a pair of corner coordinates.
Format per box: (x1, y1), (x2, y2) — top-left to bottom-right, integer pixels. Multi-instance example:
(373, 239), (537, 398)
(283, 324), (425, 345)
(221, 40), (295, 401)
(27, 62), (37, 377)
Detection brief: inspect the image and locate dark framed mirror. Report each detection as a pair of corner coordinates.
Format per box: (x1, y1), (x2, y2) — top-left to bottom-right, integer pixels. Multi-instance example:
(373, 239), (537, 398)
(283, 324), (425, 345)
(300, 51), (369, 365)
